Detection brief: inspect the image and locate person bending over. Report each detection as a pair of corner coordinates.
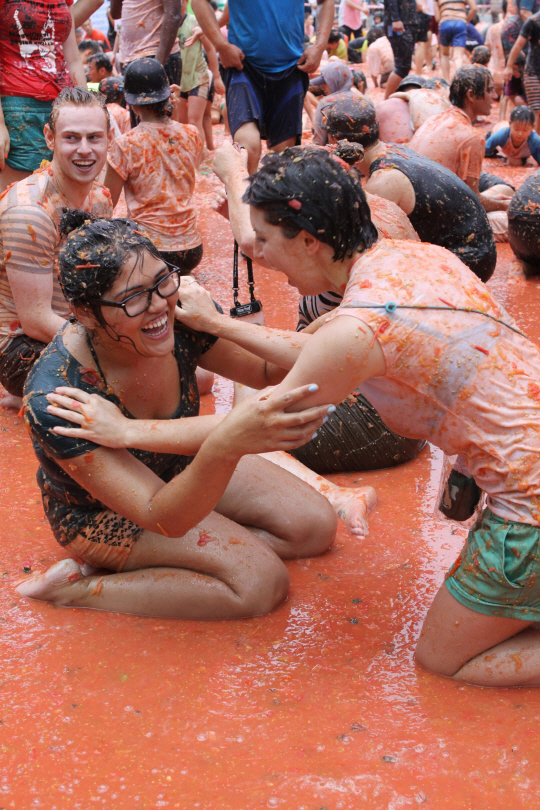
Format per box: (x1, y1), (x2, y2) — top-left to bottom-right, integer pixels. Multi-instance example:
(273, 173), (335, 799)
(323, 94), (497, 281)
(410, 65), (511, 212)
(17, 214), (341, 619)
(173, 147), (540, 688)
(209, 140), (425, 476)
(104, 58), (204, 276)
(0, 88), (112, 409)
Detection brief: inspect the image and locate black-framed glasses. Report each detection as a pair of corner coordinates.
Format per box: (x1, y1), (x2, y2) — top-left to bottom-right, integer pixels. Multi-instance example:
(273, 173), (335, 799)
(90, 267), (181, 317)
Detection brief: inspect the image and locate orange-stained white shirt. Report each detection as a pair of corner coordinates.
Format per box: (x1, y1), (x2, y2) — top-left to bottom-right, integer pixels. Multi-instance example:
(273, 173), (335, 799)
(119, 0), (180, 63)
(366, 37), (394, 77)
(107, 120), (203, 252)
(331, 239), (540, 526)
(409, 106), (484, 183)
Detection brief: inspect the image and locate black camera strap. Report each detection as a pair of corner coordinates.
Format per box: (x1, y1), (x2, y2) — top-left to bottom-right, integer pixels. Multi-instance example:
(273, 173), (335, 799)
(230, 240), (263, 318)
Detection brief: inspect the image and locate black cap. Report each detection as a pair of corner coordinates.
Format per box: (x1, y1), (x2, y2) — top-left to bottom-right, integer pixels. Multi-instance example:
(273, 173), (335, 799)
(123, 57), (170, 105)
(397, 74), (426, 91)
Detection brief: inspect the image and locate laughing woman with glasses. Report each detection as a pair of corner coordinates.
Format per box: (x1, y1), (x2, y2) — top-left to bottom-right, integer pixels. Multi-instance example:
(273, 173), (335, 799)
(17, 211), (341, 620)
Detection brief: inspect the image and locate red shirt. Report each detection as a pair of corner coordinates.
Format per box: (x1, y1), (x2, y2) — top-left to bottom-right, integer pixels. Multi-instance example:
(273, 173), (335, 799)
(0, 0), (74, 101)
(85, 28), (111, 49)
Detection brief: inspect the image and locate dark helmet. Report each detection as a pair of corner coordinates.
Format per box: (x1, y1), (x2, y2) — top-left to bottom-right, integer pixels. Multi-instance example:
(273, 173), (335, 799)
(397, 74), (426, 91)
(98, 77), (124, 105)
(123, 57), (170, 105)
(323, 93), (379, 147)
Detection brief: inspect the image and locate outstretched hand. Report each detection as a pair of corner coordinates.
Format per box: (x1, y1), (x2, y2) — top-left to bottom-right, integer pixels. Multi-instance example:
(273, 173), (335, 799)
(220, 383), (334, 455)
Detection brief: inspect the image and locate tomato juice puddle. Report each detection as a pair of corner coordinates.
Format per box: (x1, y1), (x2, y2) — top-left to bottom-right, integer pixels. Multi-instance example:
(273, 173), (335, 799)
(1, 125), (540, 809)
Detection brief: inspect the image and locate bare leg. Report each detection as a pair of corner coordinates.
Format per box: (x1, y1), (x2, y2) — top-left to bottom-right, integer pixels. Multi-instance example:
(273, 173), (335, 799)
(384, 71), (403, 99)
(270, 136), (297, 154)
(203, 100), (214, 150)
(187, 94), (208, 150)
(440, 46), (451, 83)
(16, 513), (290, 619)
(0, 165), (30, 194)
(415, 583), (540, 687)
(453, 45), (465, 73)
(260, 451), (376, 539)
(233, 121), (262, 175)
(214, 454), (337, 559)
(415, 41), (426, 74)
(17, 455), (336, 616)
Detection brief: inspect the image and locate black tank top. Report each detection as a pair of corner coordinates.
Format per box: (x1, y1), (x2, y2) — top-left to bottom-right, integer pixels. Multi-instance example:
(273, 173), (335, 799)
(369, 145), (495, 273)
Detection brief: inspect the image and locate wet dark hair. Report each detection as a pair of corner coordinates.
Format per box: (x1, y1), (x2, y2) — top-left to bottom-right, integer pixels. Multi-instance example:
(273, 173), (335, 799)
(515, 52), (526, 68)
(366, 26), (384, 45)
(328, 29), (343, 44)
(58, 210), (160, 331)
(450, 65), (492, 108)
(510, 104), (535, 126)
(87, 52), (113, 73)
(423, 77), (449, 90)
(324, 94), (379, 148)
(471, 45), (491, 65)
(352, 70), (367, 93)
(243, 147), (378, 262)
(140, 98), (173, 117)
(78, 39), (102, 54)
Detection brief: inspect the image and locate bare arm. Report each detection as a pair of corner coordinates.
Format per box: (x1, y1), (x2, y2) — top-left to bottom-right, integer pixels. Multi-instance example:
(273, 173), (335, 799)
(110, 0), (122, 20)
(8, 269), (65, 343)
(0, 101), (9, 171)
(71, 0), (104, 28)
(297, 0), (334, 73)
(504, 34), (527, 79)
(364, 168), (416, 216)
(200, 34), (225, 94)
(466, 0), (477, 23)
(191, 0), (244, 69)
(175, 281), (310, 370)
(275, 315), (386, 412)
(45, 384), (331, 538)
(104, 164), (125, 208)
(62, 25), (87, 87)
(155, 0), (183, 66)
(212, 142), (269, 265)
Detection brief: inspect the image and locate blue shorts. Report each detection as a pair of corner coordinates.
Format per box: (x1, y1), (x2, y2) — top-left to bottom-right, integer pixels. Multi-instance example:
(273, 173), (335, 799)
(439, 19), (467, 47)
(221, 58), (308, 148)
(1, 96), (53, 173)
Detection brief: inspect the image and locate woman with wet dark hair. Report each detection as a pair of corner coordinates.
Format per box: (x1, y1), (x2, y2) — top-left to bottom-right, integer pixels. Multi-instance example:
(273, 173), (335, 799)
(169, 147), (540, 688)
(17, 210), (340, 619)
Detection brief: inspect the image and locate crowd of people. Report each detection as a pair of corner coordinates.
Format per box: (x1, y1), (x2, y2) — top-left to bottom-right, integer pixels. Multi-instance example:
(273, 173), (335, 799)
(2, 0), (540, 690)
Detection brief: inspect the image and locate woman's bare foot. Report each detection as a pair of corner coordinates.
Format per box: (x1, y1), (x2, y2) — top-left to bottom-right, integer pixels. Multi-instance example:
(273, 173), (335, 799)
(327, 485), (377, 539)
(0, 393), (22, 410)
(16, 558), (85, 603)
(259, 451), (377, 538)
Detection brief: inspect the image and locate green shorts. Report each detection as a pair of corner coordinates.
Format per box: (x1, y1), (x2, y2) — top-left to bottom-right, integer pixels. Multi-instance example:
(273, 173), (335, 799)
(2, 96), (53, 173)
(446, 508), (540, 621)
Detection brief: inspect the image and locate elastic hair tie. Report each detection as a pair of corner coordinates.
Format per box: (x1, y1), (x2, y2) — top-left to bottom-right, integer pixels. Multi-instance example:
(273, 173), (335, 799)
(288, 199), (302, 210)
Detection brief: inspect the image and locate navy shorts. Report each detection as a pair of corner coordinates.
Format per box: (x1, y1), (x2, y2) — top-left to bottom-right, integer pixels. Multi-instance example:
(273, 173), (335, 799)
(221, 59), (309, 148)
(439, 19), (467, 47)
